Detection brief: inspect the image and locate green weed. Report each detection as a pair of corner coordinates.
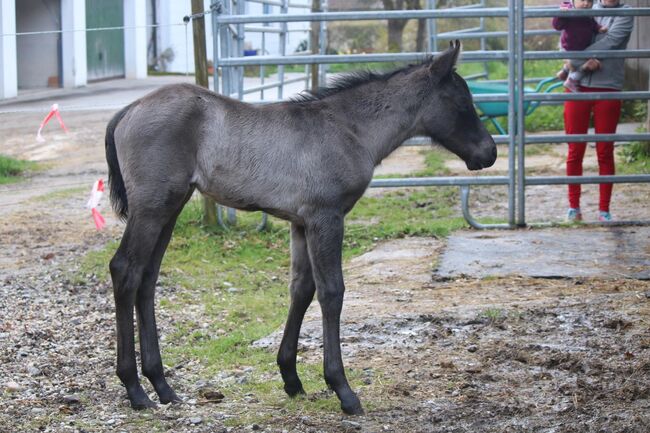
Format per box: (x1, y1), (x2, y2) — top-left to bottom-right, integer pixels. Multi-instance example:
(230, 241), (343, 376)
(0, 154), (37, 184)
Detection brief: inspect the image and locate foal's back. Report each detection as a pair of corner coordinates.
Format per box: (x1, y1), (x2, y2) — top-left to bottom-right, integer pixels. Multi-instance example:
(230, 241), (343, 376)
(113, 83), (372, 223)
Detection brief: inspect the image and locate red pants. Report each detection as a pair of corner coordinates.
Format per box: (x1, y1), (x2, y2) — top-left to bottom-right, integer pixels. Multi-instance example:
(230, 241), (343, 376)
(564, 87), (621, 212)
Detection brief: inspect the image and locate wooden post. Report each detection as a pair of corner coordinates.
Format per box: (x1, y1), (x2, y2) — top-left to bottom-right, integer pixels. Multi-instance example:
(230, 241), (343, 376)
(310, 0), (320, 91)
(191, 0), (218, 226)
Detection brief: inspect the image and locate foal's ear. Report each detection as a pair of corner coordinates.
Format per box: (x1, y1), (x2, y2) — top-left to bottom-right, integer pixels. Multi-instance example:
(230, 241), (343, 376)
(430, 40), (461, 82)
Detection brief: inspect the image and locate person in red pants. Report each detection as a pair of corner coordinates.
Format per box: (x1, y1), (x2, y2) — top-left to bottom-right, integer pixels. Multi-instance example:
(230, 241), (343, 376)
(563, 0), (633, 222)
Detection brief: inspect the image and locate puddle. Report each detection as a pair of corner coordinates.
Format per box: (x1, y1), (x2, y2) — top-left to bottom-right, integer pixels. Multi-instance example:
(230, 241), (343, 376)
(436, 227), (650, 280)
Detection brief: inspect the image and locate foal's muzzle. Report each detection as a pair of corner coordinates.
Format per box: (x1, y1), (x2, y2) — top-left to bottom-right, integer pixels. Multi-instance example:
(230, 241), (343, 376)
(466, 141), (497, 171)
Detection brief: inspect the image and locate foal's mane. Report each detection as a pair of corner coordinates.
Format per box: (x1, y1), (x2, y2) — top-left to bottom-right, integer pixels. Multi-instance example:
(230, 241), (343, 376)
(290, 56), (435, 103)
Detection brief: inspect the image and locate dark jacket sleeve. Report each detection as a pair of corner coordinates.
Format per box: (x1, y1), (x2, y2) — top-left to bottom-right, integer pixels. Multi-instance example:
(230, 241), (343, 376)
(552, 16), (567, 31)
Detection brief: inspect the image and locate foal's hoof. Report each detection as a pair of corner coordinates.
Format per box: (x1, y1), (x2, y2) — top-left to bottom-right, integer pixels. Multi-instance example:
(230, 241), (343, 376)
(341, 398), (364, 416)
(159, 389), (183, 405)
(284, 382), (306, 397)
(130, 397), (157, 410)
(128, 387), (157, 410)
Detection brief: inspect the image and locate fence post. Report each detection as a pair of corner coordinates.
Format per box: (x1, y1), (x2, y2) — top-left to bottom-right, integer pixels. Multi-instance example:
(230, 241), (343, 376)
(310, 0), (321, 90)
(191, 0), (218, 227)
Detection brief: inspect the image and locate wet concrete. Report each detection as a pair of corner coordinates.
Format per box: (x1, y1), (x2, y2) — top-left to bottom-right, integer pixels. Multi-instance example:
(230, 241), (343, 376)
(435, 226), (650, 280)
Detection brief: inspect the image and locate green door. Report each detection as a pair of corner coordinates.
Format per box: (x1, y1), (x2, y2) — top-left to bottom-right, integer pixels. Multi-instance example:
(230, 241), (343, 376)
(86, 0), (124, 80)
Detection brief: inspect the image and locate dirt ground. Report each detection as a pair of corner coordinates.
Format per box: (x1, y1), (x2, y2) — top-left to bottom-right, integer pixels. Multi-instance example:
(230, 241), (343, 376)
(1, 106), (650, 433)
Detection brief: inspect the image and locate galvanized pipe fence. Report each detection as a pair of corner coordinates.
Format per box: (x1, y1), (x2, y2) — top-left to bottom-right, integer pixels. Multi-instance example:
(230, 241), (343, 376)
(209, 0), (650, 229)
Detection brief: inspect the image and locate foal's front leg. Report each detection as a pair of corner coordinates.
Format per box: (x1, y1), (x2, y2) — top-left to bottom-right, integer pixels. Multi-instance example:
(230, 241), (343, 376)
(305, 213), (363, 415)
(278, 224), (316, 396)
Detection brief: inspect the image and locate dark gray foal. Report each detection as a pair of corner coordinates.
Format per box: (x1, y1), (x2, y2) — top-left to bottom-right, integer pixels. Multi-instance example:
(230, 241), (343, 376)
(105, 41), (496, 415)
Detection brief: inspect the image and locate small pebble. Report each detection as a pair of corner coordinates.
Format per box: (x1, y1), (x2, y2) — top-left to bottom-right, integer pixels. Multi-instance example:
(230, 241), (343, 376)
(62, 394), (81, 404)
(467, 344), (478, 353)
(5, 381), (21, 392)
(27, 365), (41, 376)
(189, 417), (202, 425)
(342, 420), (362, 430)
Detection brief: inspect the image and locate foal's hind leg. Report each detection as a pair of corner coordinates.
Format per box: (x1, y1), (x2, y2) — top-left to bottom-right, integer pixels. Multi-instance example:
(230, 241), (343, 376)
(277, 224), (316, 396)
(111, 189), (190, 409)
(111, 219), (166, 409)
(135, 196), (190, 404)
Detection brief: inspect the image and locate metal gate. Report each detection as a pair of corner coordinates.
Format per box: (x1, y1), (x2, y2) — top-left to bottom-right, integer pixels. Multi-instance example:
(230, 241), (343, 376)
(86, 0), (124, 81)
(209, 0), (650, 229)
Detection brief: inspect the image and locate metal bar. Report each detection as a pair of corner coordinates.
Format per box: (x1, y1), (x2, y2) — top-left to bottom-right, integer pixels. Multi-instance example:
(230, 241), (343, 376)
(448, 26), (483, 34)
(216, 7), (650, 25)
(237, 0), (245, 100)
(464, 72), (489, 80)
(245, 25), (283, 33)
(526, 175), (650, 185)
(426, 0), (435, 52)
(525, 7), (650, 18)
(525, 133), (650, 144)
(218, 51), (510, 66)
(217, 8), (512, 24)
(211, 0), (221, 93)
(525, 49), (650, 60)
(436, 29), (557, 39)
(507, 0), (516, 227)
(461, 186), (512, 230)
(278, 0), (289, 99)
(516, 0), (526, 227)
(232, 74), (308, 95)
(319, 0), (328, 86)
(524, 91), (650, 102)
(369, 176), (510, 188)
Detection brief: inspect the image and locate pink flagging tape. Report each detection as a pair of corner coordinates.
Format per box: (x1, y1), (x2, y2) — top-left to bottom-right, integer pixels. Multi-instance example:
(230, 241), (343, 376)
(86, 179), (105, 230)
(36, 103), (69, 142)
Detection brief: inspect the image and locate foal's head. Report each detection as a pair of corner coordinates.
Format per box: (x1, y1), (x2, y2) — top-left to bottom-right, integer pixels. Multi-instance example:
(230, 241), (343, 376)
(418, 41), (497, 170)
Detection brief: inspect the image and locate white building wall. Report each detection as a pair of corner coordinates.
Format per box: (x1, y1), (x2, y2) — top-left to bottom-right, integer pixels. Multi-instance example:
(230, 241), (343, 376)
(124, 0), (148, 79)
(0, 0), (17, 99)
(157, 0), (207, 75)
(61, 0), (87, 88)
(155, 1), (308, 75)
(16, 0), (60, 89)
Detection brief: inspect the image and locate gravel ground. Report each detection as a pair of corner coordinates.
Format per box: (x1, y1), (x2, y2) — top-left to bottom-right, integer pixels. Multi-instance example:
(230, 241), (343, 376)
(2, 99), (650, 432)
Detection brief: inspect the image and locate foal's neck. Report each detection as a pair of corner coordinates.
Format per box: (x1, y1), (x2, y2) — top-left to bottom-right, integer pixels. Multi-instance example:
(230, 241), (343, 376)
(329, 74), (427, 166)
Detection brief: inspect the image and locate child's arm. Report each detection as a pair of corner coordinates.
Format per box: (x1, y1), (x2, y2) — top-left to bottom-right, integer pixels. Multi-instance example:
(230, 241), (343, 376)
(552, 16), (568, 31)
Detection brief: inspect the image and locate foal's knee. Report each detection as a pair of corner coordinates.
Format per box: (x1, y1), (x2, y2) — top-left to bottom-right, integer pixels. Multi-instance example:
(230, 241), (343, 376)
(316, 287), (344, 310)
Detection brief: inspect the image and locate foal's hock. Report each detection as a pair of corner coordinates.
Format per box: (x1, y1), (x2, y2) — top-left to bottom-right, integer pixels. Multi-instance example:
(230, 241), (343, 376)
(105, 40), (496, 414)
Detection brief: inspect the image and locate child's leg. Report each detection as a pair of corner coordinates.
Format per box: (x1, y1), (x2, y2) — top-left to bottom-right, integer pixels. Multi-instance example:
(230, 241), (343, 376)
(568, 69), (585, 81)
(556, 60), (570, 80)
(562, 58), (582, 92)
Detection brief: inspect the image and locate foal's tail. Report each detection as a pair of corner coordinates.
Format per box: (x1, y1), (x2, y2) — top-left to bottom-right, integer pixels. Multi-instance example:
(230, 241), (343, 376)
(105, 102), (137, 221)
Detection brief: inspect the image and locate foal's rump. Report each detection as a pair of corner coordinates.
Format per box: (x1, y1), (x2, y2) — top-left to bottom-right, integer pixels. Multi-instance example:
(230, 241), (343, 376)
(107, 84), (211, 221)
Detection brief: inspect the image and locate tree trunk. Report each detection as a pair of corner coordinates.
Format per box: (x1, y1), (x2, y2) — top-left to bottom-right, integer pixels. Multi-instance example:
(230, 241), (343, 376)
(191, 0), (217, 227)
(387, 19), (408, 52)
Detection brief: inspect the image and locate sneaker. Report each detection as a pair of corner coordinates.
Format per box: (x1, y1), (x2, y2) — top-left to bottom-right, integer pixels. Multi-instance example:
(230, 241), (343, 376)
(556, 68), (569, 81)
(598, 211), (612, 222)
(563, 78), (580, 93)
(567, 208), (583, 222)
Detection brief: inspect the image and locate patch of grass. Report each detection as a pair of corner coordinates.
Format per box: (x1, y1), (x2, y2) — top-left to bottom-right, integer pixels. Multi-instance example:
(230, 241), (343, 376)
(0, 154), (37, 184)
(480, 308), (504, 323)
(618, 137), (650, 175)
